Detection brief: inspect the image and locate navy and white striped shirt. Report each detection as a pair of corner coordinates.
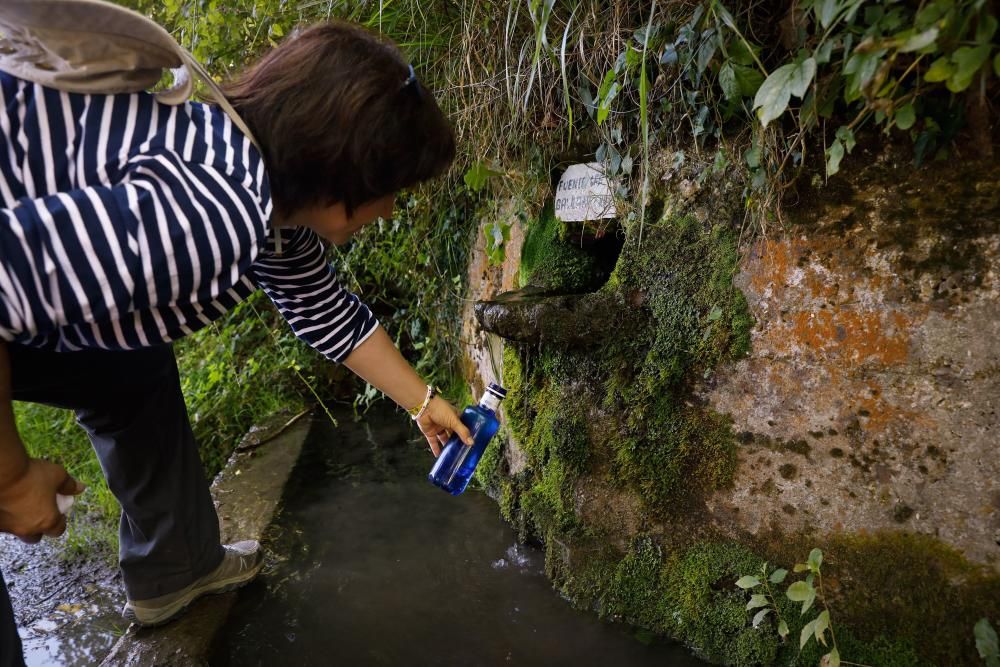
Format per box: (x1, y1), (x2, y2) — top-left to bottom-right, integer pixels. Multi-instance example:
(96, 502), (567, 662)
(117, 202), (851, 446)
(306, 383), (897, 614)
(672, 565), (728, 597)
(0, 72), (378, 362)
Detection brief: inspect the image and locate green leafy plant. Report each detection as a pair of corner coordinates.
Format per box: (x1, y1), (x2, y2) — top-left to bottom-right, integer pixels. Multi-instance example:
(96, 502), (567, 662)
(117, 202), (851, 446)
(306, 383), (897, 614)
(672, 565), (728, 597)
(734, 0), (998, 173)
(736, 562), (792, 641)
(485, 220), (513, 265)
(738, 548), (874, 667)
(464, 161), (503, 193)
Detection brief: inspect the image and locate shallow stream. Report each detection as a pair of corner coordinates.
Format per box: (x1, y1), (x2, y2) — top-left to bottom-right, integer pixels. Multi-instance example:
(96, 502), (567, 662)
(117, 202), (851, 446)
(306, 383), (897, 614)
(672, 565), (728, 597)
(214, 404), (707, 666)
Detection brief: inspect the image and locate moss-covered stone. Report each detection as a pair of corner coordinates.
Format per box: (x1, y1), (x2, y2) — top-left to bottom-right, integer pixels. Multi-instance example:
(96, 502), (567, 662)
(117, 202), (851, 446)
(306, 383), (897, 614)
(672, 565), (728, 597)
(486, 192), (999, 665)
(470, 160), (1000, 665)
(503, 207), (751, 517)
(518, 203), (597, 292)
(660, 541), (776, 663)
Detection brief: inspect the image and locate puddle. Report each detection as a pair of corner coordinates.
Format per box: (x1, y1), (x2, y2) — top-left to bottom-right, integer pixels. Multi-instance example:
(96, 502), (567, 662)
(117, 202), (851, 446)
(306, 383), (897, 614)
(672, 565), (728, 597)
(20, 599), (122, 667)
(214, 404), (707, 666)
(2, 535), (123, 666)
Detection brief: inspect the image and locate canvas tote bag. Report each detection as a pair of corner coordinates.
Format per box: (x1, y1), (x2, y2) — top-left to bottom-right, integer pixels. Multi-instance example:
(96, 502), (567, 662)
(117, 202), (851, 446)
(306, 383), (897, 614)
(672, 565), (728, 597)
(0, 0), (282, 249)
(0, 0), (260, 148)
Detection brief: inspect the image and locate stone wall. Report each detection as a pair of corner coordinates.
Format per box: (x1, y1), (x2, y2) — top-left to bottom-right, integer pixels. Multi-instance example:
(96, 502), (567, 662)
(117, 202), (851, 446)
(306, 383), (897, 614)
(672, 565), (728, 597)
(704, 153), (1000, 568)
(460, 149), (1000, 664)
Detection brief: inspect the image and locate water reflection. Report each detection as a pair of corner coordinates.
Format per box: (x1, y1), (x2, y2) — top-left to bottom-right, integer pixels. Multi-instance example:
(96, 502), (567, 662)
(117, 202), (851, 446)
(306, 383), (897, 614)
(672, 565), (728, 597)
(21, 596), (121, 667)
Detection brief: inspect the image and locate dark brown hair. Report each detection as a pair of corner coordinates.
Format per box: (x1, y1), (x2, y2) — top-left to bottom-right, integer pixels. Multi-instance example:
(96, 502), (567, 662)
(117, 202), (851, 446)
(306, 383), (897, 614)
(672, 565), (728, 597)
(223, 21), (455, 216)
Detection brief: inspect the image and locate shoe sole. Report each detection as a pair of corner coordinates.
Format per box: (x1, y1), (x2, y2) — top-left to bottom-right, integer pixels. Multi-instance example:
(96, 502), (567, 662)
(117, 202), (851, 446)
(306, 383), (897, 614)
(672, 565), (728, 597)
(122, 556), (264, 628)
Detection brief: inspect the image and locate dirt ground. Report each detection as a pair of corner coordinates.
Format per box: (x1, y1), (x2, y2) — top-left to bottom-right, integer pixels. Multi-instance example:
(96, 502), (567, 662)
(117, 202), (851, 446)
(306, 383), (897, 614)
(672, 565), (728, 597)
(1, 534), (122, 666)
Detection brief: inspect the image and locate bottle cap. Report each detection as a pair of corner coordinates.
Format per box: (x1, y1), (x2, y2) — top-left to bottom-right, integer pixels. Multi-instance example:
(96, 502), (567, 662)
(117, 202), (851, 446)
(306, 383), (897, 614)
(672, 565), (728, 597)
(487, 383), (507, 399)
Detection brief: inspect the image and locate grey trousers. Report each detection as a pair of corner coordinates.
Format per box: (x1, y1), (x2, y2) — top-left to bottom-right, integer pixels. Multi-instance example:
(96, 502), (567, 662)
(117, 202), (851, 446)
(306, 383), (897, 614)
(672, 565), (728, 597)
(1, 344), (225, 666)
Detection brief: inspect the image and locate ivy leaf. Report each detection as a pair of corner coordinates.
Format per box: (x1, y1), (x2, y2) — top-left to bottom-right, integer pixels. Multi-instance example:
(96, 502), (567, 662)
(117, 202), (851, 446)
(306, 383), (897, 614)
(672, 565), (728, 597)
(816, 0), (839, 29)
(661, 43), (679, 66)
(729, 39), (757, 67)
(947, 45), (991, 93)
(747, 594), (769, 610)
(826, 139), (845, 176)
(719, 62), (740, 101)
(753, 58), (816, 126)
(826, 647), (841, 667)
(708, 305), (724, 321)
(995, 52), (1000, 78)
(464, 161), (502, 192)
(696, 30), (718, 74)
(844, 50), (884, 101)
(736, 575), (761, 589)
(925, 56), (955, 82)
(895, 103), (916, 130)
(752, 608), (772, 628)
(777, 619), (790, 639)
(977, 15), (998, 44)
(800, 618), (817, 649)
(816, 39), (835, 65)
(814, 609), (831, 646)
(898, 27), (939, 53)
(769, 568), (788, 584)
(734, 64), (765, 97)
(975, 618), (999, 662)
(836, 125), (856, 151)
(807, 548), (823, 572)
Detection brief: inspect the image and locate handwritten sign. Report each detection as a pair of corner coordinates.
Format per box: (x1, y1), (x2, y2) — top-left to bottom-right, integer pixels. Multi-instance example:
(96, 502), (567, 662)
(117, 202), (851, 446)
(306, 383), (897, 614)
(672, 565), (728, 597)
(554, 162), (617, 222)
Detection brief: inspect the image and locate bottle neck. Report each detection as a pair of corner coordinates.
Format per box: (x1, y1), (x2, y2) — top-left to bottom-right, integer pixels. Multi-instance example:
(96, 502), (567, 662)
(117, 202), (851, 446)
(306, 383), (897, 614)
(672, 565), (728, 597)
(479, 391), (502, 412)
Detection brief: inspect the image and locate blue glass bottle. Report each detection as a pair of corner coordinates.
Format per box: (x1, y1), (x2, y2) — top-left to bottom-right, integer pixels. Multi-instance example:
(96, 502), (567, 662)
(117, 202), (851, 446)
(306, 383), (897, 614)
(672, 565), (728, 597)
(428, 383), (507, 495)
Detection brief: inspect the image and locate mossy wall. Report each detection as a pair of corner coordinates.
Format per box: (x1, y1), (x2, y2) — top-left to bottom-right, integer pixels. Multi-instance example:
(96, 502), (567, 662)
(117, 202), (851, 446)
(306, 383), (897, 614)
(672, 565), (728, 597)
(465, 151), (1000, 665)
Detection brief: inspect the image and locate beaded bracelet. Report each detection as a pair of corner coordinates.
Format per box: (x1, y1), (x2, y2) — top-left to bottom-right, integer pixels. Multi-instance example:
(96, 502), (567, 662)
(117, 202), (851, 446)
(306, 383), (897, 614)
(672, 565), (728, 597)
(408, 384), (436, 421)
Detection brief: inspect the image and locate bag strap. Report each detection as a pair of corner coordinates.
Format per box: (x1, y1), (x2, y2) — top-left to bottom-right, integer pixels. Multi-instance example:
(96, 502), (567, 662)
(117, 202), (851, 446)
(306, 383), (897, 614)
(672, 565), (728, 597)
(175, 48), (261, 152)
(177, 49), (281, 253)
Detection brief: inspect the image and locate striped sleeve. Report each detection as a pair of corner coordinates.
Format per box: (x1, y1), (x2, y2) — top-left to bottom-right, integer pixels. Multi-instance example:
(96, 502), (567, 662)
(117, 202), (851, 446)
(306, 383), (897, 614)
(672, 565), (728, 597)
(0, 150), (266, 346)
(249, 228), (378, 363)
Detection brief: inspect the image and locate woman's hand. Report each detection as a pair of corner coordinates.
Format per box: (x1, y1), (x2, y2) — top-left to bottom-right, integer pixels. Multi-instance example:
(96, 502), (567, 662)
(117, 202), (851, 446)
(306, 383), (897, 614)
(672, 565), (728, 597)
(0, 458), (85, 543)
(415, 396), (474, 457)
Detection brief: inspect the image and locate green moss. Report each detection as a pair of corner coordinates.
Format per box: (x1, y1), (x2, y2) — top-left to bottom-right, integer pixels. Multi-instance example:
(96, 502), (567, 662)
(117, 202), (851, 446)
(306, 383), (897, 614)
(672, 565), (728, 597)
(497, 479), (518, 524)
(497, 205), (782, 662)
(506, 210), (751, 515)
(518, 203), (597, 292)
(502, 344), (531, 444)
(523, 458), (577, 532)
(603, 537), (669, 629)
(474, 433), (506, 493)
(661, 541), (776, 663)
(824, 531), (1000, 664)
(612, 399), (737, 507)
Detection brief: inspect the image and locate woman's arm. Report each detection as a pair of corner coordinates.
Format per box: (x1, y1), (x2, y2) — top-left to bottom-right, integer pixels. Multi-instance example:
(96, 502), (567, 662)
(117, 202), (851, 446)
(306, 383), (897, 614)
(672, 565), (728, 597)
(343, 325), (473, 456)
(0, 342), (84, 542)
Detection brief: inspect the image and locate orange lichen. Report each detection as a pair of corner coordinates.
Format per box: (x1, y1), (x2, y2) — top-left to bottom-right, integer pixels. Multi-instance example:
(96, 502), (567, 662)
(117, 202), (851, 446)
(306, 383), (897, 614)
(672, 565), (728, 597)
(779, 309), (913, 366)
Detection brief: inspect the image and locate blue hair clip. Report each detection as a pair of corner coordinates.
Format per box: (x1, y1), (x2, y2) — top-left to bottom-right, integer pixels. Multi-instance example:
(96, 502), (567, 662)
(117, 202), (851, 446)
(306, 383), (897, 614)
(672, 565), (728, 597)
(402, 63), (422, 99)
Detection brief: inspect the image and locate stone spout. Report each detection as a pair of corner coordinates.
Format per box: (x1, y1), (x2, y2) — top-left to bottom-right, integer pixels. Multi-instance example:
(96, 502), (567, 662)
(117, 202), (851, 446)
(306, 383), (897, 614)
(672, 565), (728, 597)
(473, 287), (630, 347)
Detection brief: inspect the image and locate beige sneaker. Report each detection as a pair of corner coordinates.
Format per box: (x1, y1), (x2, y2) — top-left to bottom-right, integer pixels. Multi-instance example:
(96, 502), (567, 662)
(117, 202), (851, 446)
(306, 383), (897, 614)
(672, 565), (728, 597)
(122, 540), (264, 627)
